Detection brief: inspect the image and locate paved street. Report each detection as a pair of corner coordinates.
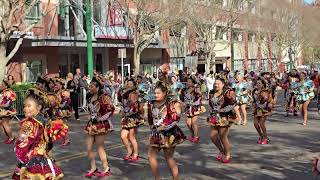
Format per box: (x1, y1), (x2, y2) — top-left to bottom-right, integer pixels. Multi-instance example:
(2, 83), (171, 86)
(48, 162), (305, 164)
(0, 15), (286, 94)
(0, 93), (320, 180)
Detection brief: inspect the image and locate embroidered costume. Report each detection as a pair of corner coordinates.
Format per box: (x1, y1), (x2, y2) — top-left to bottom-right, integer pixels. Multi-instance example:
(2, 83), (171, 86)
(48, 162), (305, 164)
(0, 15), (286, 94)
(147, 98), (186, 148)
(85, 93), (115, 135)
(285, 75), (299, 113)
(118, 88), (144, 129)
(170, 82), (184, 101)
(234, 81), (251, 105)
(57, 90), (73, 119)
(13, 114), (67, 180)
(252, 89), (274, 117)
(0, 88), (17, 117)
(207, 89), (237, 127)
(181, 88), (205, 117)
(296, 79), (315, 103)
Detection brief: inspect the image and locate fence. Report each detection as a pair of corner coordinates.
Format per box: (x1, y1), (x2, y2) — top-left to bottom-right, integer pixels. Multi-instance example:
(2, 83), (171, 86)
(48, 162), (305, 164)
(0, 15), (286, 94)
(13, 90), (28, 116)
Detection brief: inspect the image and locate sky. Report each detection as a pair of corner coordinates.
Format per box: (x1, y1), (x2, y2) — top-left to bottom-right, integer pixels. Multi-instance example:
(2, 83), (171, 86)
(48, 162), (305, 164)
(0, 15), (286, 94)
(304, 0), (315, 4)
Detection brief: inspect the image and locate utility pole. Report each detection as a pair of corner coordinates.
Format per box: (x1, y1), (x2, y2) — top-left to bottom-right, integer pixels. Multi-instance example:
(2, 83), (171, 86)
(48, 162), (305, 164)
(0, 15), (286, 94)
(86, 0), (93, 77)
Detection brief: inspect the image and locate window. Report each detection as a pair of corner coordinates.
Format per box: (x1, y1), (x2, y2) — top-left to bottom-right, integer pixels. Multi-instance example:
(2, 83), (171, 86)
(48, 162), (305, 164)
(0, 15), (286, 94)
(26, 60), (42, 82)
(248, 32), (255, 42)
(215, 26), (227, 40)
(25, 0), (40, 23)
(232, 29), (242, 41)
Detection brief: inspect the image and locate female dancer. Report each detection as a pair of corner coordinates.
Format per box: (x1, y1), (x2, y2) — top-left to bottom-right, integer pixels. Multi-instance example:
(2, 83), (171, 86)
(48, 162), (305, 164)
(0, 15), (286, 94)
(296, 72), (314, 126)
(54, 78), (73, 145)
(170, 75), (184, 101)
(85, 76), (115, 178)
(234, 72), (250, 125)
(252, 78), (274, 145)
(0, 80), (16, 144)
(182, 76), (205, 143)
(285, 70), (299, 116)
(12, 89), (67, 179)
(118, 78), (144, 162)
(147, 82), (185, 180)
(207, 74), (237, 163)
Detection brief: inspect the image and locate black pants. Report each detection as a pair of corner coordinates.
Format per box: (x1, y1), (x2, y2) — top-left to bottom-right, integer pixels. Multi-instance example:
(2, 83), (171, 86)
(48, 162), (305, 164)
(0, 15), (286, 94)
(71, 92), (79, 119)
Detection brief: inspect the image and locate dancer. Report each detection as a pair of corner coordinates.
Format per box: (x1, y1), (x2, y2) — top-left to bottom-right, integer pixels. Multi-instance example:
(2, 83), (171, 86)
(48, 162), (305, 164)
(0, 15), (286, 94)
(170, 75), (184, 101)
(252, 77), (274, 145)
(296, 72), (314, 126)
(85, 76), (115, 178)
(270, 72), (279, 103)
(12, 89), (67, 179)
(234, 72), (250, 125)
(182, 76), (205, 143)
(285, 70), (299, 116)
(54, 78), (73, 146)
(118, 78), (144, 162)
(147, 81), (185, 180)
(0, 80), (16, 144)
(207, 74), (237, 163)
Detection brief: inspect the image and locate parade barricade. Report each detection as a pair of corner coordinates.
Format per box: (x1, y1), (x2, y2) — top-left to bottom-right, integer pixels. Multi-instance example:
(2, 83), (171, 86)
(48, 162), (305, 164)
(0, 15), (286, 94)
(78, 87), (89, 113)
(12, 90), (28, 120)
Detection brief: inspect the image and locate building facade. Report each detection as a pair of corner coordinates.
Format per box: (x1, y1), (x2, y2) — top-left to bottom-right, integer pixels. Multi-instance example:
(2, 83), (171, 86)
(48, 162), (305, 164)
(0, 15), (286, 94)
(7, 0), (170, 82)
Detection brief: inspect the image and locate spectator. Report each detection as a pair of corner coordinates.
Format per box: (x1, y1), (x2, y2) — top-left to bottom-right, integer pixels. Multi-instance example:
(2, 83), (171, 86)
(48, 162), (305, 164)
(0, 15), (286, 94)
(66, 73), (80, 121)
(206, 71), (215, 97)
(7, 75), (15, 86)
(79, 75), (89, 110)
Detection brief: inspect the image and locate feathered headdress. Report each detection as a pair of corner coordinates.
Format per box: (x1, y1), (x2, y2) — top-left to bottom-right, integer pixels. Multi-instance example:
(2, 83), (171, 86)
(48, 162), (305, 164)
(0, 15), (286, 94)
(53, 77), (65, 85)
(91, 75), (104, 89)
(26, 88), (50, 108)
(215, 73), (228, 84)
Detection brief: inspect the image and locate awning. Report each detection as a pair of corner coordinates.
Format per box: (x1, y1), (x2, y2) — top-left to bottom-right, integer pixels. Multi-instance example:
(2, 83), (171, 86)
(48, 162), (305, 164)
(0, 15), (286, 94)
(19, 36), (168, 49)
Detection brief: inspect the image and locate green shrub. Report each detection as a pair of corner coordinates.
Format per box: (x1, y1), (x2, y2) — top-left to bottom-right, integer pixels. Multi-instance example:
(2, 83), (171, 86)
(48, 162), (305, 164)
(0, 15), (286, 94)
(11, 83), (35, 91)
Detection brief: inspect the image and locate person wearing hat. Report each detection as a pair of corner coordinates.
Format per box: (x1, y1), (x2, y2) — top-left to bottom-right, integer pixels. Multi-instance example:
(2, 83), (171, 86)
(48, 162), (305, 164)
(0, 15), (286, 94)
(207, 73), (237, 163)
(53, 78), (73, 146)
(0, 80), (17, 144)
(234, 71), (251, 125)
(118, 78), (144, 162)
(84, 76), (115, 178)
(296, 71), (314, 126)
(181, 76), (205, 143)
(146, 81), (185, 180)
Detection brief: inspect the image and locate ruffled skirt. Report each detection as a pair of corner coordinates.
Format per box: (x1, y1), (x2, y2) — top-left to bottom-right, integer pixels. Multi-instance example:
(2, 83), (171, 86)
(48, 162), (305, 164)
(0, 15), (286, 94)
(185, 105), (206, 117)
(85, 119), (113, 135)
(58, 108), (73, 119)
(149, 125), (186, 149)
(207, 113), (237, 127)
(13, 156), (63, 180)
(254, 108), (272, 118)
(0, 107), (17, 118)
(121, 114), (144, 129)
(236, 94), (251, 105)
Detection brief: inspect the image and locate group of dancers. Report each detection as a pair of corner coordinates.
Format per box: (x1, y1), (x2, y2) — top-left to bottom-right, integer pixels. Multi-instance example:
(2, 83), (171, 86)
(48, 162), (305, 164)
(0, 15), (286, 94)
(0, 65), (319, 179)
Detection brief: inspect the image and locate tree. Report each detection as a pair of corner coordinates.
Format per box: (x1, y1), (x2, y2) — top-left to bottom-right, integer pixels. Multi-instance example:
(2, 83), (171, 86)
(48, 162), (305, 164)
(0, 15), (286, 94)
(0, 0), (51, 81)
(185, 0), (251, 74)
(121, 0), (183, 75)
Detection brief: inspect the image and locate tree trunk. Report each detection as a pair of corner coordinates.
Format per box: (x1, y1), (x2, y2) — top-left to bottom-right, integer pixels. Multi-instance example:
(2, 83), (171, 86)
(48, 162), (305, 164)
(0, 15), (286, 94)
(133, 45), (140, 75)
(0, 45), (8, 81)
(205, 55), (210, 75)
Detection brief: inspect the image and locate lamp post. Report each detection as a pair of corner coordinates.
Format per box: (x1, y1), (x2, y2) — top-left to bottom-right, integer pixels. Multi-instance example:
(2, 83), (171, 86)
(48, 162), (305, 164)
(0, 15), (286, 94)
(86, 0), (93, 77)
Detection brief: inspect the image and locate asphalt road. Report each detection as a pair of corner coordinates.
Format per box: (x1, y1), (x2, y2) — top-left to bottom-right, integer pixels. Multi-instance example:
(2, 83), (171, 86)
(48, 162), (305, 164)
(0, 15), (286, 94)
(0, 92), (320, 180)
